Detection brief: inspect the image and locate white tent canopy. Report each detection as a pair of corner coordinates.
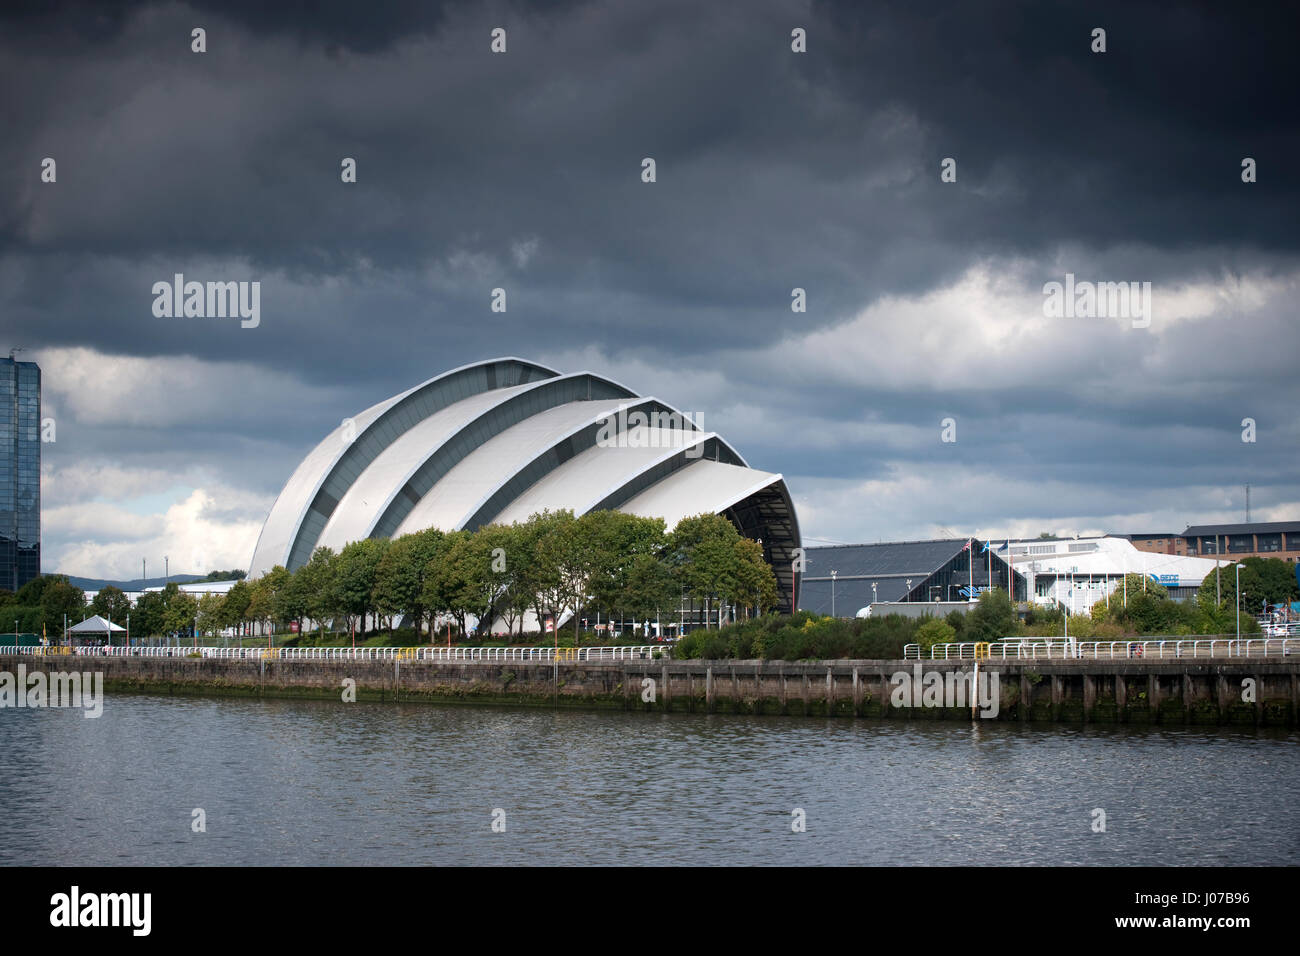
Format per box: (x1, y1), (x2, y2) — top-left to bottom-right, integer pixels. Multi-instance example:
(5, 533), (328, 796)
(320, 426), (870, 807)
(68, 615), (126, 634)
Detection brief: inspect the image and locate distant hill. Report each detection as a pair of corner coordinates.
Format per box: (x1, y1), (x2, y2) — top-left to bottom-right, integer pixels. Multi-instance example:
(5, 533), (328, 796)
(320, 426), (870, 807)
(56, 574), (224, 591)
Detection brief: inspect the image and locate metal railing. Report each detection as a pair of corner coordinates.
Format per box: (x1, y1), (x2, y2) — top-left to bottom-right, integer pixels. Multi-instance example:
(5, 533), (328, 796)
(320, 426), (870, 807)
(0, 644), (667, 662)
(904, 638), (1299, 661)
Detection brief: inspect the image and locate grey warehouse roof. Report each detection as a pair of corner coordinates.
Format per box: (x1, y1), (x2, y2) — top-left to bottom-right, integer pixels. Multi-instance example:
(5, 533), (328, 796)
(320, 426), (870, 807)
(1181, 522), (1300, 536)
(799, 539), (979, 614)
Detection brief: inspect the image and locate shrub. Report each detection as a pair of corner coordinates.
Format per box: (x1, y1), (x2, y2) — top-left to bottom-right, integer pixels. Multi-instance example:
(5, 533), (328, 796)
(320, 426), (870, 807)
(915, 618), (956, 652)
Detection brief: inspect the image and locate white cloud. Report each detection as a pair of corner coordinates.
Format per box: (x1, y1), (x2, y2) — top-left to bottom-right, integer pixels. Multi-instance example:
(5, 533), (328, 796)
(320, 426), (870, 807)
(47, 488), (267, 580)
(35, 345), (339, 430)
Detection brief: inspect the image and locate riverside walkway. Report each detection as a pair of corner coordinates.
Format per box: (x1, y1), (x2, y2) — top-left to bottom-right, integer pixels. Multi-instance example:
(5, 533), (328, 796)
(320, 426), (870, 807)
(904, 637), (1298, 661)
(0, 643), (663, 663)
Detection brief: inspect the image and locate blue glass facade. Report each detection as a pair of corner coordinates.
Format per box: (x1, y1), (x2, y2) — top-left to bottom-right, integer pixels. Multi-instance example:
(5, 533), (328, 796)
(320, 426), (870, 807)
(1, 357), (40, 592)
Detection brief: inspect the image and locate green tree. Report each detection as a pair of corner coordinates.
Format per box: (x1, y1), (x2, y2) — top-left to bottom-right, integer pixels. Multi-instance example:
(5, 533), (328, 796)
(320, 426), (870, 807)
(516, 511), (568, 635)
(584, 511), (667, 624)
(132, 590), (166, 638)
(526, 510), (593, 641)
(90, 585), (130, 625)
(332, 538), (389, 636)
(965, 588), (1018, 642)
(161, 584), (198, 638)
(196, 592), (226, 641)
(915, 617), (956, 652)
(435, 529), (500, 637)
(729, 537), (779, 618)
(477, 523), (530, 636)
(40, 576), (86, 634)
(221, 579), (252, 637)
(280, 547), (337, 634)
(621, 552), (679, 636)
(669, 513), (743, 628)
(374, 527), (447, 640)
(247, 566), (290, 637)
(1200, 557), (1297, 616)
(424, 530), (475, 637)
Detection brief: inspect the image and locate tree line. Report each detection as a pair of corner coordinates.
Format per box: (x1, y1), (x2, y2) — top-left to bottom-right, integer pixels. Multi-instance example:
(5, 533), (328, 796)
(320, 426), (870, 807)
(2, 510), (780, 642)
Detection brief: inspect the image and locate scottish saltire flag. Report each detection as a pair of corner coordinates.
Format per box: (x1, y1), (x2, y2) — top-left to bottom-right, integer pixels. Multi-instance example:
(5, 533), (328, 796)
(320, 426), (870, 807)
(981, 540), (991, 553)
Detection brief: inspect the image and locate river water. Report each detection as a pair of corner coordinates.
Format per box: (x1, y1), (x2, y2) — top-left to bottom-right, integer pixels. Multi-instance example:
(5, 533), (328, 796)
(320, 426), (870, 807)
(2, 694), (1297, 865)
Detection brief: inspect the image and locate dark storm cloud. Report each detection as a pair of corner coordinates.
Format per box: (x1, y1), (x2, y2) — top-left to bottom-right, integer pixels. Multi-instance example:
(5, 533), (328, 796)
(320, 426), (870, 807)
(814, 0), (1300, 248)
(5, 0), (1294, 369)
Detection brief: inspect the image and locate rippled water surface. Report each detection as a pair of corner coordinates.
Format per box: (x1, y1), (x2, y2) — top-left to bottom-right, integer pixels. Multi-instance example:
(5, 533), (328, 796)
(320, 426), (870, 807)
(2, 695), (1297, 865)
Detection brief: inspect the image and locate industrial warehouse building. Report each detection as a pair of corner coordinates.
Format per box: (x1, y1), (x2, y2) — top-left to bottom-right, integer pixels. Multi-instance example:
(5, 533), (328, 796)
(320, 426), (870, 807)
(248, 357), (802, 614)
(801, 535), (1225, 618)
(799, 539), (1024, 618)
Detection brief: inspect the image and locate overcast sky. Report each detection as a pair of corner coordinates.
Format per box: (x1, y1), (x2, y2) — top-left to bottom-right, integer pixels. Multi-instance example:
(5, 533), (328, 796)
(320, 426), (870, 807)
(4, 0), (1297, 579)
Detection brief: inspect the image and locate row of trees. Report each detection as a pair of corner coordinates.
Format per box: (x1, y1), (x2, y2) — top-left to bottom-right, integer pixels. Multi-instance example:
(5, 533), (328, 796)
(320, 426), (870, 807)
(0, 575), (211, 640)
(236, 510), (778, 641)
(0, 510), (780, 642)
(0, 574), (88, 636)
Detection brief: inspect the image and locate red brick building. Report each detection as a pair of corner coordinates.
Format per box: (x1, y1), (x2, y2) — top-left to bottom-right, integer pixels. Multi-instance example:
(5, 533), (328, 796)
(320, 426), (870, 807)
(1123, 522), (1300, 564)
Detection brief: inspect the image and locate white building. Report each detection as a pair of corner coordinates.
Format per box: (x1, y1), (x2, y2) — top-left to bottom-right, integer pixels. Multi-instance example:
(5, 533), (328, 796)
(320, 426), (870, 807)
(1003, 535), (1223, 615)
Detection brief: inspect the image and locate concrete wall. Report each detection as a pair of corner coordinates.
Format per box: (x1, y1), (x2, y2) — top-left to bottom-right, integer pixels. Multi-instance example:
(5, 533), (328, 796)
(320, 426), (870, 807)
(3, 654), (1298, 725)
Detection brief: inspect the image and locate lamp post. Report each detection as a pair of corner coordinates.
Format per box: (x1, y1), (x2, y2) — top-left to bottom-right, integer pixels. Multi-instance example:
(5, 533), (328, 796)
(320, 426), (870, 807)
(830, 570), (837, 618)
(906, 579), (913, 603)
(872, 581), (877, 605)
(1235, 564), (1246, 640)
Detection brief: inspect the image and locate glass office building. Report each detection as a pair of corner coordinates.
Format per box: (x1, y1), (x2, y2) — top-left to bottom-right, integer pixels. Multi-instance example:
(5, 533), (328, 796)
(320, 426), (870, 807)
(1, 356), (40, 592)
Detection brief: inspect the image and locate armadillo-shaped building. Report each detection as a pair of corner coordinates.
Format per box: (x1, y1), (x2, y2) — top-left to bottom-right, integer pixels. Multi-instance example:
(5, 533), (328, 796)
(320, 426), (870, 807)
(248, 358), (800, 612)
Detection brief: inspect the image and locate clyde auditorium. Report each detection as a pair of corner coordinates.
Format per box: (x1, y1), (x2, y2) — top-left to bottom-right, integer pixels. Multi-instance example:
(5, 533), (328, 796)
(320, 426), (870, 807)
(249, 358), (801, 613)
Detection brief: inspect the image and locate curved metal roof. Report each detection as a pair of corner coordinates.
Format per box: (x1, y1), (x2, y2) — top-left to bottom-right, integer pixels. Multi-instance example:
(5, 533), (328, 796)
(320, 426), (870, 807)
(249, 357), (555, 577)
(249, 359), (802, 610)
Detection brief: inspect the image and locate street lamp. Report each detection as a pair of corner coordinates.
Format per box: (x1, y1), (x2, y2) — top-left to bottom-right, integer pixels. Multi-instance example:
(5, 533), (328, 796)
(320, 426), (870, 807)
(830, 570), (837, 618)
(1235, 564), (1246, 640)
(906, 579), (913, 603)
(872, 581), (877, 604)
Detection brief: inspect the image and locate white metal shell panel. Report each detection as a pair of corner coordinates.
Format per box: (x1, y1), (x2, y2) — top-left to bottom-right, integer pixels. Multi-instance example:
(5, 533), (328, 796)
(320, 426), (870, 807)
(247, 389), (405, 578)
(616, 459), (784, 531)
(391, 399), (642, 536)
(487, 426), (709, 526)
(314, 383), (536, 552)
